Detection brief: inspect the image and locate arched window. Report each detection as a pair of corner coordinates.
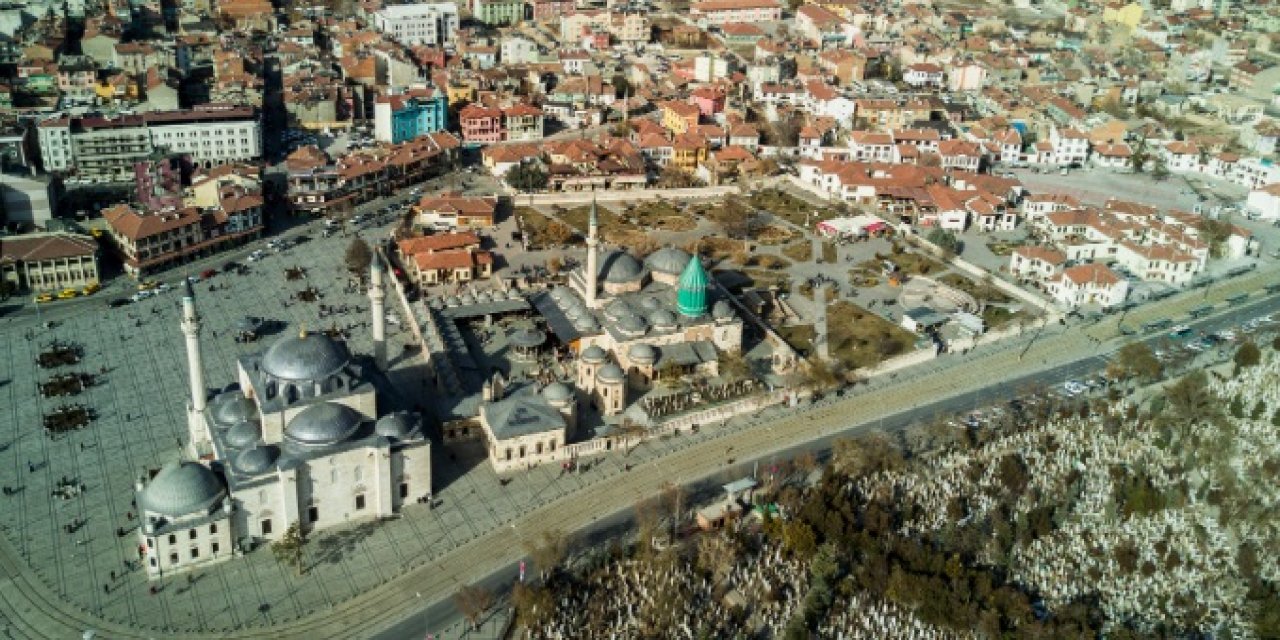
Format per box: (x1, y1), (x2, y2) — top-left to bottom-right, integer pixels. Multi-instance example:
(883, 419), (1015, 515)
(265, 380), (277, 400)
(284, 384), (299, 404)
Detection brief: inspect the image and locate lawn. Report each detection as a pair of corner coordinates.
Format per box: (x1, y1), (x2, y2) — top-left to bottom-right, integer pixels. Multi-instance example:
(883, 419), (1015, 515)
(777, 323), (816, 356)
(981, 304), (1028, 330)
(515, 207), (581, 249)
(756, 224), (796, 245)
(939, 272), (1012, 305)
(826, 301), (917, 370)
(748, 188), (817, 228)
(688, 236), (747, 263)
(743, 254), (791, 269)
(781, 241), (813, 262)
(820, 241), (837, 264)
(986, 240), (1018, 257)
(620, 200), (698, 232)
(739, 268), (792, 290)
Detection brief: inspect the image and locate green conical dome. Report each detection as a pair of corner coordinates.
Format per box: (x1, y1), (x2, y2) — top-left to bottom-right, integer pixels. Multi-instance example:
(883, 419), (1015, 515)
(676, 256), (708, 317)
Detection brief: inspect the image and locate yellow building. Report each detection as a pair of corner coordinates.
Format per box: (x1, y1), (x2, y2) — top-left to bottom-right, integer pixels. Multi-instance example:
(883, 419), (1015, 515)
(446, 84), (475, 106)
(1103, 2), (1142, 29)
(661, 101), (700, 136)
(671, 133), (708, 173)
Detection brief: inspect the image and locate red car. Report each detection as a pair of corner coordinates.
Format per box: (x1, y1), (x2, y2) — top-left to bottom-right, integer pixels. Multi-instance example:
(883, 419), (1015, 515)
(200, 269), (217, 279)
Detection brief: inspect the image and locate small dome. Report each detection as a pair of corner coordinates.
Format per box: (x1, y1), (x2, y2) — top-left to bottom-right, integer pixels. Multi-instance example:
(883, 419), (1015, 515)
(542, 382), (573, 403)
(645, 247), (692, 276)
(138, 461), (226, 518)
(649, 309), (677, 330)
(261, 332), (349, 383)
(581, 344), (608, 363)
(507, 289), (522, 300)
(211, 393), (256, 427)
(618, 314), (648, 337)
(458, 293), (476, 305)
(375, 411), (420, 439)
(604, 299), (633, 321)
(597, 363), (625, 383)
(476, 291), (492, 303)
(628, 343), (657, 364)
(224, 420), (261, 449)
(599, 251), (645, 284)
(638, 296), (662, 311)
(712, 300), (735, 320)
(285, 402), (363, 446)
(444, 296), (461, 307)
(233, 445), (278, 475)
(510, 327), (546, 349)
(573, 315), (600, 332)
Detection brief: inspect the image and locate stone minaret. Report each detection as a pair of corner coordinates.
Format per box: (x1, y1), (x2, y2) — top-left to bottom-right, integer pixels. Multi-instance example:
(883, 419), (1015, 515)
(585, 194), (600, 308)
(181, 280), (210, 456)
(369, 255), (387, 368)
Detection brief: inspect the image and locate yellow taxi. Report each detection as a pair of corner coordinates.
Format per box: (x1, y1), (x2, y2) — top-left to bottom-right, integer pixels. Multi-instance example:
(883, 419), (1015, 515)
(34, 293), (54, 304)
(89, 229), (104, 238)
(57, 288), (79, 300)
(81, 282), (101, 295)
(138, 280), (159, 291)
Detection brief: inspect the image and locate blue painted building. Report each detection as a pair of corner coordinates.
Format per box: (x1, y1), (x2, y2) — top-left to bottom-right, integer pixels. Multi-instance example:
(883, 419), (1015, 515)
(374, 89), (448, 143)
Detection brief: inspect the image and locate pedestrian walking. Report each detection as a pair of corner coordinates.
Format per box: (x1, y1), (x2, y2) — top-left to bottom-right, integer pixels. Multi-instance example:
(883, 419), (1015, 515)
(148, 586), (156, 596)
(110, 570), (116, 581)
(27, 461), (33, 473)
(104, 584), (110, 594)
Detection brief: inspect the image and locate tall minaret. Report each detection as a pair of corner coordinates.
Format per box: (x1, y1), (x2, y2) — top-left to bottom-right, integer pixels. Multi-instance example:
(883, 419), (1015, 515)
(181, 280), (210, 457)
(585, 194), (600, 308)
(369, 254), (387, 368)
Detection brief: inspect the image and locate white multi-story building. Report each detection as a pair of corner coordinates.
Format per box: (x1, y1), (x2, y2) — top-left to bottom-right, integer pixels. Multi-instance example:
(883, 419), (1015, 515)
(690, 0), (781, 26)
(145, 107), (262, 168)
(371, 2), (459, 47)
(37, 108), (261, 180)
(1048, 126), (1089, 166)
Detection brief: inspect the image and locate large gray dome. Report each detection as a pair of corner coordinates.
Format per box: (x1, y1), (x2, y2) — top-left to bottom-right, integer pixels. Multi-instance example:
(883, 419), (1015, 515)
(225, 420), (261, 449)
(211, 393), (256, 427)
(618, 314), (648, 337)
(285, 402), (363, 446)
(375, 411), (420, 439)
(139, 461), (226, 518)
(542, 381), (573, 403)
(261, 332), (349, 382)
(233, 445), (278, 475)
(628, 343), (657, 364)
(645, 247), (692, 276)
(599, 251), (645, 284)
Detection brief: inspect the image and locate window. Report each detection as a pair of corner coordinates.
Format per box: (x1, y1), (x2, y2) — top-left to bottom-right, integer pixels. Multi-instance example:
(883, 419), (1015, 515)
(211, 542), (219, 555)
(168, 534), (176, 544)
(261, 519), (272, 535)
(355, 494), (366, 510)
(209, 523), (217, 535)
(149, 557), (157, 567)
(170, 552), (179, 565)
(189, 528), (197, 540)
(308, 506), (319, 523)
(400, 483), (409, 499)
(190, 547), (199, 559)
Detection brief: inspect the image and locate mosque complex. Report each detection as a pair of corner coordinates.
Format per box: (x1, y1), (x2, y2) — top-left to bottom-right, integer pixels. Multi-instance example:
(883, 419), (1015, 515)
(131, 199), (796, 579)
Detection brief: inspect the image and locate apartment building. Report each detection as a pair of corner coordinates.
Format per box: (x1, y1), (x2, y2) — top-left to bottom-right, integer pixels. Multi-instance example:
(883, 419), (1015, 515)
(38, 108), (261, 182)
(371, 3), (459, 47)
(690, 0), (782, 25)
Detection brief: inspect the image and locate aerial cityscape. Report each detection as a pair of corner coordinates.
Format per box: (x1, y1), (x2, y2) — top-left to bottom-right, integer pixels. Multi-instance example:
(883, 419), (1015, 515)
(1, 0), (1279, 636)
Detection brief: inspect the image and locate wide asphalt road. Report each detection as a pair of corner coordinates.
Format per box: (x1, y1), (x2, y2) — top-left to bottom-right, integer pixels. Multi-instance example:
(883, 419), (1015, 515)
(371, 292), (1280, 640)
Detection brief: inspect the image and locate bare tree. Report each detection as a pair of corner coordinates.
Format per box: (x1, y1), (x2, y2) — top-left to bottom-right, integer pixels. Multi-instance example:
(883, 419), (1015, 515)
(512, 583), (554, 631)
(660, 481), (684, 539)
(696, 533), (737, 583)
(523, 529), (567, 581)
(453, 583), (494, 631)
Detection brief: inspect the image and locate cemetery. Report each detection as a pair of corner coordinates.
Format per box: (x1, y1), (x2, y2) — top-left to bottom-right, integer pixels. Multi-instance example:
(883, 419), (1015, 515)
(516, 347), (1280, 638)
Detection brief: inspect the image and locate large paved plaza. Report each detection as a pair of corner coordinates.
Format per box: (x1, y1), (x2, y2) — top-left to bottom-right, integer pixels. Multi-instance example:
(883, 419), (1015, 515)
(0, 220), (799, 636)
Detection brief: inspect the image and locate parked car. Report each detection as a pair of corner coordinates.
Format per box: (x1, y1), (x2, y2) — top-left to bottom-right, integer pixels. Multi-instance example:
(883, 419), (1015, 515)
(57, 288), (79, 300)
(34, 292), (54, 303)
(107, 298), (130, 308)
